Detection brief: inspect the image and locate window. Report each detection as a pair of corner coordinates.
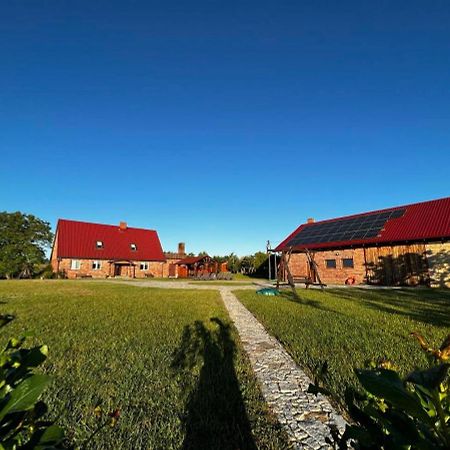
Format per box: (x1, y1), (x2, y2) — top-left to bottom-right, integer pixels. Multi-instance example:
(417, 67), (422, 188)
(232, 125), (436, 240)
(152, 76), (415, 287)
(92, 260), (102, 270)
(96, 241), (104, 248)
(325, 259), (336, 269)
(70, 260), (80, 270)
(130, 243), (137, 251)
(342, 258), (354, 268)
(140, 262), (149, 271)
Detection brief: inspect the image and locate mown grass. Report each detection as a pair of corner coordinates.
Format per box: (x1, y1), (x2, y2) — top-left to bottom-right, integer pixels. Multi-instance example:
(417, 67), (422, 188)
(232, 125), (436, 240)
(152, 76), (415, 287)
(0, 281), (289, 450)
(236, 287), (450, 412)
(188, 281), (255, 286)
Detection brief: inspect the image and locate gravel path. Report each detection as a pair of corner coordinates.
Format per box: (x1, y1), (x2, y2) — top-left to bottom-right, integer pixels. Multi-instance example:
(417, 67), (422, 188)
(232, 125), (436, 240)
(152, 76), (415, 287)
(113, 280), (346, 449)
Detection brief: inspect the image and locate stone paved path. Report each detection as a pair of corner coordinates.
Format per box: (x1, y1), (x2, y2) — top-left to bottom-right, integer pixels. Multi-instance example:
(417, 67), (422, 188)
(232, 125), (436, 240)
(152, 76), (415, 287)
(112, 280), (346, 449)
(220, 289), (346, 449)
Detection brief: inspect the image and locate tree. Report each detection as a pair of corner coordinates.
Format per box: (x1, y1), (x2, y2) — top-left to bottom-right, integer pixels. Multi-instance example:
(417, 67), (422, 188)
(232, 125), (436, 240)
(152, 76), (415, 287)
(0, 212), (53, 279)
(226, 253), (241, 273)
(254, 251), (268, 270)
(240, 255), (255, 274)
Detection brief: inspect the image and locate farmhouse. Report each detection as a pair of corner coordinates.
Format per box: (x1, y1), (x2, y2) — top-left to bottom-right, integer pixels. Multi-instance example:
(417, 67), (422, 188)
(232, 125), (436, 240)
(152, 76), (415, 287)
(275, 197), (450, 287)
(51, 219), (186, 279)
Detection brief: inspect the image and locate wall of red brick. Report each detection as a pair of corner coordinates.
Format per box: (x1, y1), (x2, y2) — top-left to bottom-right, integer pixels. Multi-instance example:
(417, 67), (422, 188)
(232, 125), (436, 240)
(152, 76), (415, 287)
(53, 258), (177, 279)
(288, 248), (366, 285)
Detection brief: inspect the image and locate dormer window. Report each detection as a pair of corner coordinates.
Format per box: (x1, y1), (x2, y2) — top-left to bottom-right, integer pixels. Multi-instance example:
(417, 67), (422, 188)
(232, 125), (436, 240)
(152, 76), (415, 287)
(130, 243), (137, 251)
(96, 241), (104, 249)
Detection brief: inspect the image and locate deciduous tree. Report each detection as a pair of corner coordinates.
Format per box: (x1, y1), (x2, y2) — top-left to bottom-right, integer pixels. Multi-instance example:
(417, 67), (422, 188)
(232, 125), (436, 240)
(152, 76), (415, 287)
(0, 212), (53, 279)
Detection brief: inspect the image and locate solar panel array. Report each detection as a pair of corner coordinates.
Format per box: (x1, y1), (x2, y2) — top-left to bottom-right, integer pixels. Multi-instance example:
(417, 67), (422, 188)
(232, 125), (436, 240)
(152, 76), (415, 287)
(287, 208), (406, 247)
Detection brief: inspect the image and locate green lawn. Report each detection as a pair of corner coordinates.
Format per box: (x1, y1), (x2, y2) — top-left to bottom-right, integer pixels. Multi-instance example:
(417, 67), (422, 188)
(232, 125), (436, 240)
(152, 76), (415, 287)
(236, 287), (450, 412)
(0, 281), (289, 450)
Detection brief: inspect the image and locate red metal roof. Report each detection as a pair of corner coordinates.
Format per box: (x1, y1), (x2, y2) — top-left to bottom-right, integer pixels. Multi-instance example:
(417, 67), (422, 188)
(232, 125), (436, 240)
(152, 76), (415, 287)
(54, 219), (165, 261)
(276, 197), (450, 252)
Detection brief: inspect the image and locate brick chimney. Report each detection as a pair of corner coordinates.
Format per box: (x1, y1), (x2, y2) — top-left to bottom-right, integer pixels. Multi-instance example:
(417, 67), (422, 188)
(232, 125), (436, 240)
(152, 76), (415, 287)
(178, 242), (186, 255)
(119, 221), (127, 231)
(307, 218), (315, 224)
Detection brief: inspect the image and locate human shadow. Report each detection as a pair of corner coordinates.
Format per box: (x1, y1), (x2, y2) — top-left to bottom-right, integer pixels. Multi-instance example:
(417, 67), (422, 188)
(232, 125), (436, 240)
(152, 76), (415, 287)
(171, 318), (257, 450)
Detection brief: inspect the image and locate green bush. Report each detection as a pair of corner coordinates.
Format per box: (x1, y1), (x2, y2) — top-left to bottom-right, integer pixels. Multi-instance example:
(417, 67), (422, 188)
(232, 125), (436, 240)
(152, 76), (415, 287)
(0, 314), (66, 449)
(313, 333), (450, 449)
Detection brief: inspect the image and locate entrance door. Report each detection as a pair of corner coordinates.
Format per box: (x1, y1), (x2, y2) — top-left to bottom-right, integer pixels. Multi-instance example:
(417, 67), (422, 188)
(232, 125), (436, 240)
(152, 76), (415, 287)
(169, 264), (176, 277)
(114, 265), (122, 277)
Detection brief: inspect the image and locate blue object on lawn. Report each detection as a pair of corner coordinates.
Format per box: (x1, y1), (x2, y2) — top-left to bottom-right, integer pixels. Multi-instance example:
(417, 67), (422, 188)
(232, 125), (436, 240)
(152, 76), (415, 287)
(256, 288), (280, 296)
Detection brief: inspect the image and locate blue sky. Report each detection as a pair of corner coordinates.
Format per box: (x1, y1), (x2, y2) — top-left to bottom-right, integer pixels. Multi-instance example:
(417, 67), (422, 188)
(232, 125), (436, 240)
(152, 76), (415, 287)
(1, 1), (449, 256)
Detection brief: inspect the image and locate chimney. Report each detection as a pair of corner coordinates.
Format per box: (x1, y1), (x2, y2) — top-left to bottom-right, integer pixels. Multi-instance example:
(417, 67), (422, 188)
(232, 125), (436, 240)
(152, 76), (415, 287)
(178, 242), (186, 255)
(307, 218), (315, 224)
(119, 221), (127, 231)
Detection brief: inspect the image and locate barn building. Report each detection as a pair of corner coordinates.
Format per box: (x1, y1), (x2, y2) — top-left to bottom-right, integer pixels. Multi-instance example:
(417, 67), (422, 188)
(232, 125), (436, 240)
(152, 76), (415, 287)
(275, 197), (450, 287)
(51, 219), (176, 279)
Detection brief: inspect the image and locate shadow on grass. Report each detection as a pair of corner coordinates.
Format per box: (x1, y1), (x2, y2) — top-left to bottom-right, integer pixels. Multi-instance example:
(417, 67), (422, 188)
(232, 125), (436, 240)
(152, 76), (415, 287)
(325, 288), (450, 328)
(278, 290), (344, 315)
(171, 318), (257, 450)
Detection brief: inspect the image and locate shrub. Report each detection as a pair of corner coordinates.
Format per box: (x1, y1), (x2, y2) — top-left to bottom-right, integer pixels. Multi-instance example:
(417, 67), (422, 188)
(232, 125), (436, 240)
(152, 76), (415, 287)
(0, 314), (67, 449)
(312, 333), (450, 449)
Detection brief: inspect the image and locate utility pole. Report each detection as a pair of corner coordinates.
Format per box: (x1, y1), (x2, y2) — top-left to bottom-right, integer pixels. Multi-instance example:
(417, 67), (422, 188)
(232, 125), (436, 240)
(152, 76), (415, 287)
(267, 240), (271, 280)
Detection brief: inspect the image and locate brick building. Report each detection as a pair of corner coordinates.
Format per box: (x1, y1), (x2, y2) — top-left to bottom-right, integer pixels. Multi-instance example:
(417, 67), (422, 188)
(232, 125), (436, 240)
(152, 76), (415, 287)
(275, 197), (450, 287)
(51, 219), (184, 279)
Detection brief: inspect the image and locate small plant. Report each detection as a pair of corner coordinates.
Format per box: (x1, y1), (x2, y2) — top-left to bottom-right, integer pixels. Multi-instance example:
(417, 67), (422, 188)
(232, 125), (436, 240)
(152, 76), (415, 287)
(0, 313), (67, 449)
(309, 333), (450, 449)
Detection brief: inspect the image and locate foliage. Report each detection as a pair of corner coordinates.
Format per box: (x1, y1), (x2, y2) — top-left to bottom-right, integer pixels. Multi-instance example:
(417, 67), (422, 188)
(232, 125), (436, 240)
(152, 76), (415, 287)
(311, 334), (450, 449)
(226, 253), (241, 273)
(0, 281), (289, 449)
(0, 212), (53, 279)
(237, 287), (450, 409)
(0, 314), (66, 449)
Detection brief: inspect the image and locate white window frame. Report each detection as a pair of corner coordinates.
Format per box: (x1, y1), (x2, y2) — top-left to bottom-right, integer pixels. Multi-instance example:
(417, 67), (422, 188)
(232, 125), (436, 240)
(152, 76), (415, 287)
(96, 241), (104, 249)
(140, 262), (149, 271)
(71, 260), (81, 270)
(92, 260), (102, 270)
(130, 243), (137, 251)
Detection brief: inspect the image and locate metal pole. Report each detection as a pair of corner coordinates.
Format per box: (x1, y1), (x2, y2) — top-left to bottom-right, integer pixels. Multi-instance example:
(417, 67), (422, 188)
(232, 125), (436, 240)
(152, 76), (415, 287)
(274, 253), (277, 281)
(267, 241), (271, 280)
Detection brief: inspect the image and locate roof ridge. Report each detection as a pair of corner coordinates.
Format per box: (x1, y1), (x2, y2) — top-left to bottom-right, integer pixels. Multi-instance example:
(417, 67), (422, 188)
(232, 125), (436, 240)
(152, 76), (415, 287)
(58, 218), (157, 232)
(301, 196), (450, 226)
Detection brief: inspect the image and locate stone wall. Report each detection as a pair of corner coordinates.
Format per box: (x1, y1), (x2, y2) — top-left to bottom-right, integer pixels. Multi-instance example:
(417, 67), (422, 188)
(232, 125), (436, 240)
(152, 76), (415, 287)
(426, 242), (450, 288)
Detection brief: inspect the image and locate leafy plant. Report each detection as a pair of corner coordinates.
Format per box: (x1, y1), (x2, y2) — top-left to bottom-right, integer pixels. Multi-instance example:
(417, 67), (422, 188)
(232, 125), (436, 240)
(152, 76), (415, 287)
(317, 333), (450, 449)
(0, 313), (66, 449)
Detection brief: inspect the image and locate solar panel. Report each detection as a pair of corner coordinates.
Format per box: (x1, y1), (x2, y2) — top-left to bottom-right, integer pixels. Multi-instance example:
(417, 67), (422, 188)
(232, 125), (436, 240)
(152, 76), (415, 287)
(286, 208), (406, 247)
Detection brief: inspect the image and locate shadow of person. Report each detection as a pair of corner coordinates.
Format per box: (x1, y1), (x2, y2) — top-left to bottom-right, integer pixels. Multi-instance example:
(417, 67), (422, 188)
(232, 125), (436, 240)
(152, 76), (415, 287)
(171, 318), (257, 450)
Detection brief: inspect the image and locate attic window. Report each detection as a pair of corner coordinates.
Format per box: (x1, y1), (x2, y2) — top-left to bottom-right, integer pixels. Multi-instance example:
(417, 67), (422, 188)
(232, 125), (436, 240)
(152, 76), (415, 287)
(130, 243), (137, 251)
(96, 241), (104, 249)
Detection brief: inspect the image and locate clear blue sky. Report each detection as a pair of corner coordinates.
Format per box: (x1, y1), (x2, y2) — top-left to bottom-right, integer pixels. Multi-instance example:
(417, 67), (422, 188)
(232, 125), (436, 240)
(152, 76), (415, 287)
(1, 1), (449, 256)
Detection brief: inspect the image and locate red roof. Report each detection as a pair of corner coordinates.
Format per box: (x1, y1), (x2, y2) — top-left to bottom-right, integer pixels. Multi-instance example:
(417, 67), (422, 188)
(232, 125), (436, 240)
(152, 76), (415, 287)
(276, 197), (450, 252)
(54, 219), (165, 261)
(176, 255), (211, 265)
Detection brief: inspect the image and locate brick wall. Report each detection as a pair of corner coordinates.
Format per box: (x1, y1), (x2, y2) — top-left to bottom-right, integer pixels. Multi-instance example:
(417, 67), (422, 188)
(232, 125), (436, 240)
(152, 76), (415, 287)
(53, 258), (175, 279)
(288, 248), (366, 285)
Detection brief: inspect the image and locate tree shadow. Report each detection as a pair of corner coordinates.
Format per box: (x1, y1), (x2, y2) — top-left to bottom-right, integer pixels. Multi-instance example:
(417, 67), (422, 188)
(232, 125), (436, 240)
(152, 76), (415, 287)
(325, 287), (450, 328)
(171, 318), (257, 450)
(365, 249), (450, 288)
(277, 290), (345, 316)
